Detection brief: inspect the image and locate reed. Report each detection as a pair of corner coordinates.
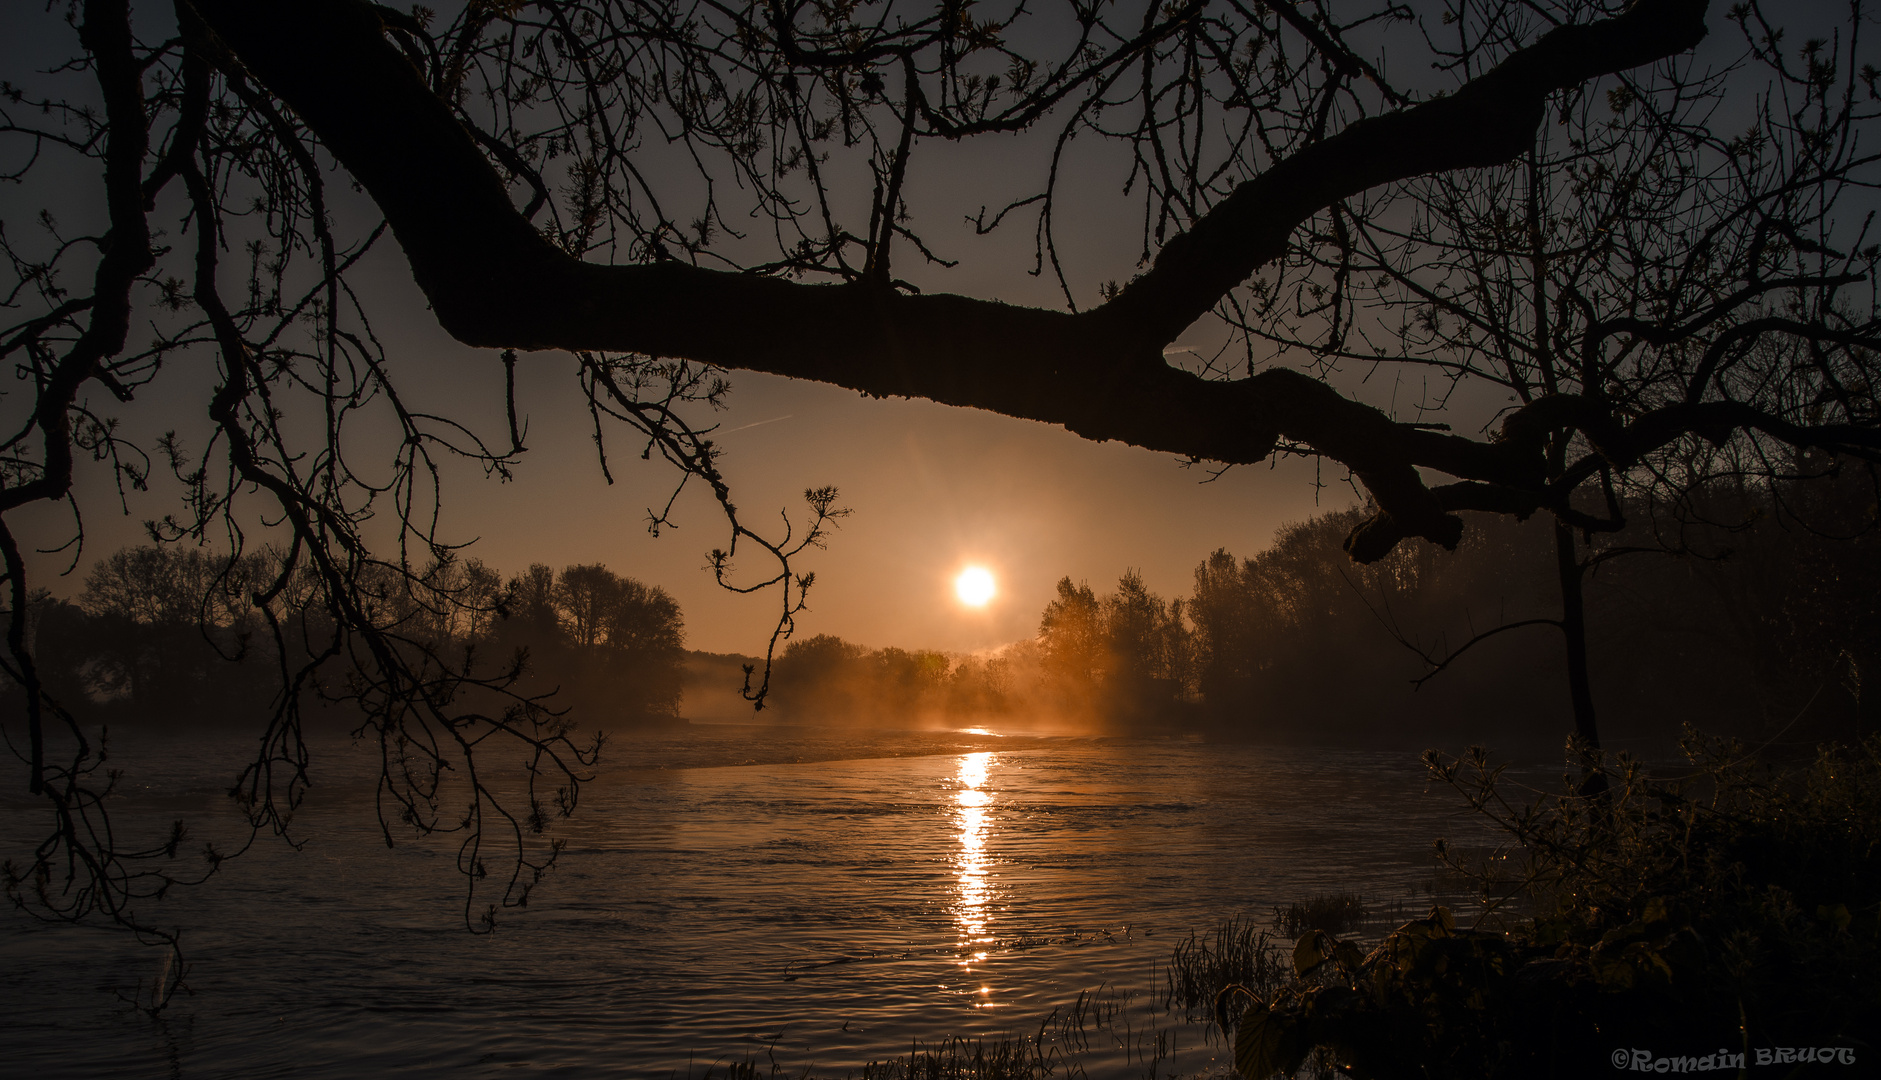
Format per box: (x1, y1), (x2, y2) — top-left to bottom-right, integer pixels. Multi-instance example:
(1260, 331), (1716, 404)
(691, 979), (1164, 1080)
(1160, 914), (1287, 1017)
(855, 1035), (1069, 1080)
(1268, 893), (1368, 938)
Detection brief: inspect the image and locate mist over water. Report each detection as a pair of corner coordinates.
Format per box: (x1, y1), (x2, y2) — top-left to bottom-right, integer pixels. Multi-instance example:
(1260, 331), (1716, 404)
(0, 725), (1513, 1078)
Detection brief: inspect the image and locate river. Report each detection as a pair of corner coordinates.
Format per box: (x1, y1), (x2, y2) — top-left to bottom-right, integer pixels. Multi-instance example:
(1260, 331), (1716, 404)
(0, 723), (1523, 1078)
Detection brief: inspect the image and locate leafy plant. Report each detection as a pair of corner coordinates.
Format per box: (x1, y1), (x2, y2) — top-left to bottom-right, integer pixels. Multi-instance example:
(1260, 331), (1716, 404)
(1216, 734), (1881, 1078)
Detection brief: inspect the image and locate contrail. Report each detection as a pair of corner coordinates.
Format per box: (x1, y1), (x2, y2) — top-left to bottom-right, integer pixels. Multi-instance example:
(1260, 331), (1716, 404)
(722, 414), (795, 433)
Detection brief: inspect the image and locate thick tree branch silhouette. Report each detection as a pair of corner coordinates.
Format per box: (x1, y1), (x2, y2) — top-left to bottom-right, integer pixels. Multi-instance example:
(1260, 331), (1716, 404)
(3, 0), (1879, 998)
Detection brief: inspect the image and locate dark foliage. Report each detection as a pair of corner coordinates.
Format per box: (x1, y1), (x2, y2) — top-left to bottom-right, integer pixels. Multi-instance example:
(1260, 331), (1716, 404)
(4, 546), (687, 734)
(490, 561), (687, 728)
(763, 462), (1880, 743)
(1218, 735), (1881, 1079)
(768, 633), (975, 724)
(1185, 466), (1881, 744)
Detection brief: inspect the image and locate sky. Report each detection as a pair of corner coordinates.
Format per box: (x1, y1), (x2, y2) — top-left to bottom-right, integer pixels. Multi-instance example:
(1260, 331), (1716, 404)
(3, 105), (1356, 657)
(13, 0), (1852, 658)
(446, 364), (1348, 655)
(32, 255), (1351, 656)
(1, 1), (1377, 658)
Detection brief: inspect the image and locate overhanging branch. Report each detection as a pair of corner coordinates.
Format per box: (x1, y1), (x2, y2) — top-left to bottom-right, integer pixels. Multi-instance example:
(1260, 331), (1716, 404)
(190, 0), (1716, 557)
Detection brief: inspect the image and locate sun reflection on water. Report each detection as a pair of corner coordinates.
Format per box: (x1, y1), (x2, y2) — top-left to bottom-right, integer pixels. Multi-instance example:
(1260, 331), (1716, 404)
(951, 751), (998, 1005)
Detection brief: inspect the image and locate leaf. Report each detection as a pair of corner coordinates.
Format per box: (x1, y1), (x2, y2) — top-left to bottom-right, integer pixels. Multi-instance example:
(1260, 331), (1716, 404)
(1819, 903), (1852, 932)
(1431, 905), (1456, 934)
(1334, 940), (1366, 973)
(1396, 906), (1455, 941)
(1595, 958), (1638, 990)
(1214, 984), (1260, 1036)
(1293, 931), (1329, 976)
(1234, 1005), (1306, 1080)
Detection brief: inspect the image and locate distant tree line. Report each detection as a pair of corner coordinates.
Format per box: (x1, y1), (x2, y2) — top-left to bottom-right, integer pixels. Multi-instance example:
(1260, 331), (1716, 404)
(5, 548), (685, 731)
(768, 470), (1878, 743)
(490, 562), (685, 727)
(1187, 468), (1878, 743)
(766, 636), (959, 724)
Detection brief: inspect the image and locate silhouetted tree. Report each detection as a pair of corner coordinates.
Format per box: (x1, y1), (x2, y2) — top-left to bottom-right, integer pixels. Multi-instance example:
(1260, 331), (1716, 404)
(1189, 550), (1266, 711)
(0, 591), (92, 718)
(6, 0), (1881, 985)
(555, 564), (617, 650)
(768, 634), (987, 723)
(871, 647), (952, 709)
(1038, 579), (1105, 700)
(570, 566), (686, 724)
(504, 564), (565, 648)
(75, 545), (285, 722)
(1183, 475), (1880, 741)
(944, 653), (1015, 717)
(479, 561), (687, 725)
(1774, 464), (1881, 721)
(1238, 4), (1881, 767)
(770, 634), (873, 721)
(1036, 572), (1193, 719)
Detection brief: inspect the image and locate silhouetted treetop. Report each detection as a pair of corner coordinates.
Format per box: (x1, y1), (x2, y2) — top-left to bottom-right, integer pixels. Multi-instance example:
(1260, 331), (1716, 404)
(6, 0), (1881, 994)
(183, 0), (1812, 559)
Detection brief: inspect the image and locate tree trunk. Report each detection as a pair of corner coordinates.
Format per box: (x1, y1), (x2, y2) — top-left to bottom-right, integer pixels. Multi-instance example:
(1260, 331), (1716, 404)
(1554, 520), (1610, 798)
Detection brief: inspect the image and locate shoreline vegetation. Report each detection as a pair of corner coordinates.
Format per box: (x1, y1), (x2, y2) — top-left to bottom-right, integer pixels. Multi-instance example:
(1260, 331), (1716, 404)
(758, 482), (1875, 749)
(11, 552), (689, 734)
(11, 473), (1874, 751)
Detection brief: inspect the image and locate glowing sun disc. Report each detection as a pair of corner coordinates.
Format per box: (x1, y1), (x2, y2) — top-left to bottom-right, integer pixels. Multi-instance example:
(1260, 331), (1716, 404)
(955, 566), (996, 607)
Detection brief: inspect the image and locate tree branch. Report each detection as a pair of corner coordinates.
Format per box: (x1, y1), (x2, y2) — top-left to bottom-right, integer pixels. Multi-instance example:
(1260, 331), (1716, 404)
(190, 0), (1714, 558)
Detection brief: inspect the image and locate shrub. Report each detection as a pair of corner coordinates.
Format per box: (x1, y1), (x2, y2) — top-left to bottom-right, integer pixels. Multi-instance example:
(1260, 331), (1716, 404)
(1219, 733), (1881, 1078)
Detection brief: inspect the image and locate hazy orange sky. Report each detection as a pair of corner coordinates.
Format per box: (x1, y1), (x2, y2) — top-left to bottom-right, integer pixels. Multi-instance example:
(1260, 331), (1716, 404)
(40, 311), (1353, 656)
(21, 193), (1360, 655)
(33, 2), (1846, 658)
(8, 22), (1371, 657)
(442, 363), (1351, 655)
(22, 0), (1850, 662)
(4, 100), (1445, 657)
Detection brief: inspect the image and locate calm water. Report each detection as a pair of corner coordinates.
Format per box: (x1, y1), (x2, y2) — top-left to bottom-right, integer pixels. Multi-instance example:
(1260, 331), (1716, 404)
(0, 724), (1515, 1078)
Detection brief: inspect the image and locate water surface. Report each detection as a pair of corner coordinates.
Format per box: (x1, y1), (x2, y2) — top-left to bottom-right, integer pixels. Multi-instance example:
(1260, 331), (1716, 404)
(0, 725), (1510, 1078)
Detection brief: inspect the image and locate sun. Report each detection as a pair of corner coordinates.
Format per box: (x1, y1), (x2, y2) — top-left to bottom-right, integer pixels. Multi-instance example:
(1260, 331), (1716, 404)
(954, 566), (997, 608)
